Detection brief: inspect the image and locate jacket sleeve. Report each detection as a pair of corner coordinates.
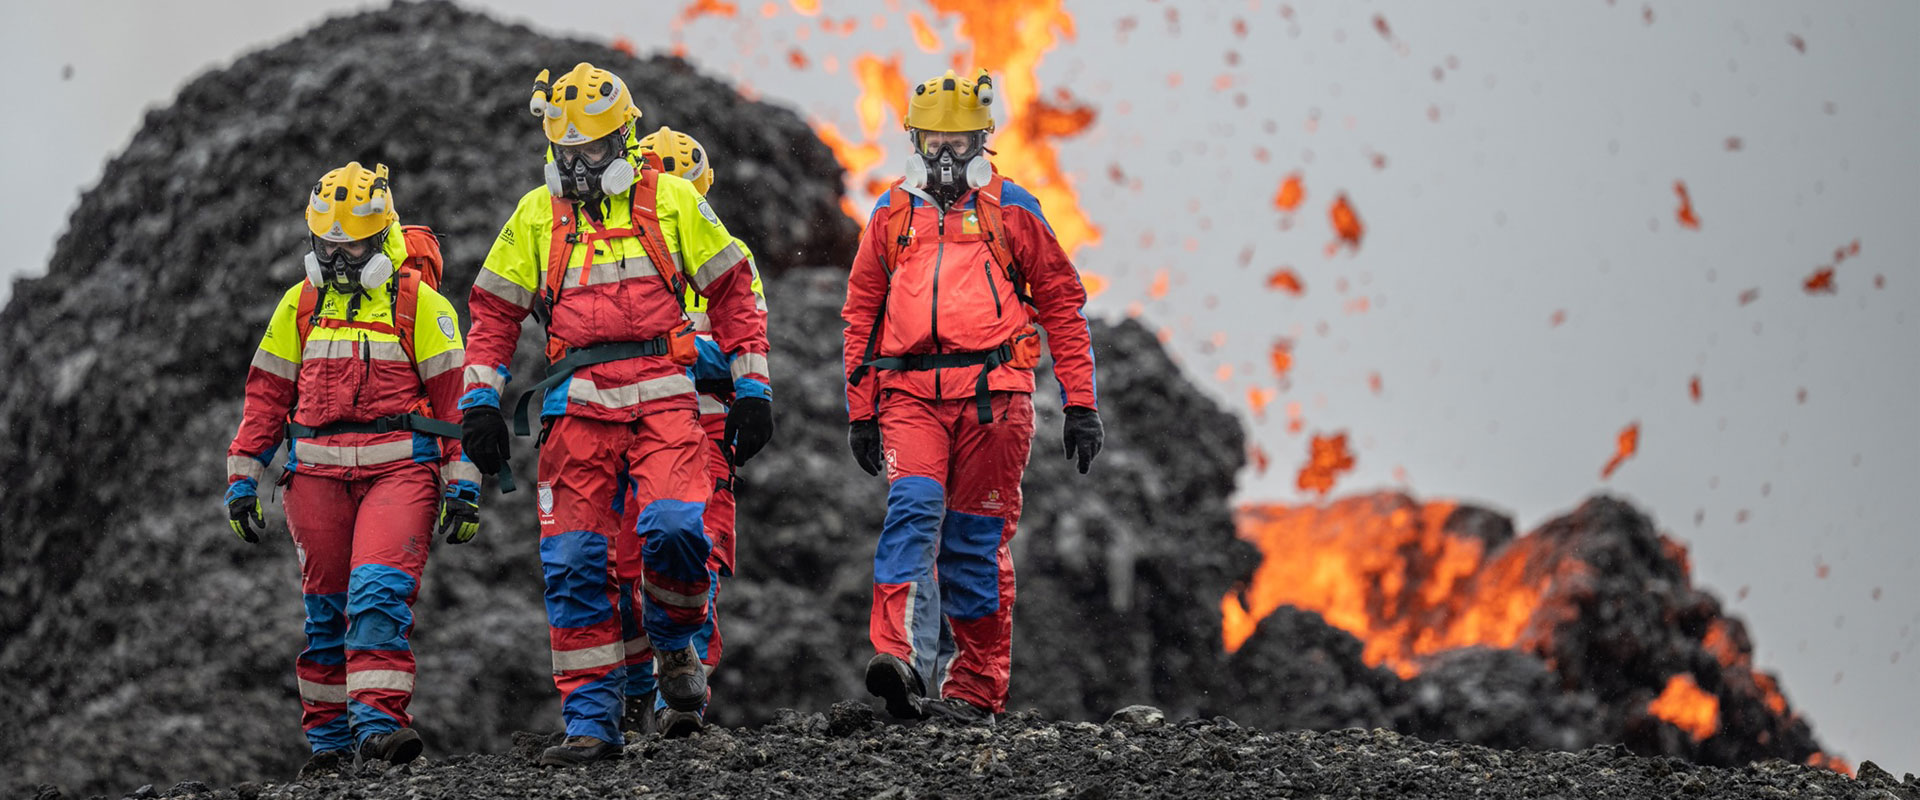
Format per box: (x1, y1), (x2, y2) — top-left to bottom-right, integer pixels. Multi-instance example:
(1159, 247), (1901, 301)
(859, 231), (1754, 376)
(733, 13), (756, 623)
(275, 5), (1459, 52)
(671, 179), (770, 401)
(413, 285), (478, 487)
(226, 284), (304, 488)
(461, 191), (544, 410)
(840, 199), (893, 422)
(1005, 196), (1099, 411)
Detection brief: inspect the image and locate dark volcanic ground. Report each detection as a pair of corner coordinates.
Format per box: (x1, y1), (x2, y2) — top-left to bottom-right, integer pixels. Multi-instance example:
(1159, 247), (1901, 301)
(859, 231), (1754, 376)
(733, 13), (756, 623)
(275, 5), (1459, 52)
(41, 708), (1919, 800)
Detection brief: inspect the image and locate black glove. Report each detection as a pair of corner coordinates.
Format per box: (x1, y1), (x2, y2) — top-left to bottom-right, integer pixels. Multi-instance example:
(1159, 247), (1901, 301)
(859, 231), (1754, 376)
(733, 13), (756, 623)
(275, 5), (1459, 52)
(1063, 406), (1104, 475)
(461, 405), (511, 476)
(228, 495), (265, 544)
(724, 396), (774, 466)
(849, 419), (883, 476)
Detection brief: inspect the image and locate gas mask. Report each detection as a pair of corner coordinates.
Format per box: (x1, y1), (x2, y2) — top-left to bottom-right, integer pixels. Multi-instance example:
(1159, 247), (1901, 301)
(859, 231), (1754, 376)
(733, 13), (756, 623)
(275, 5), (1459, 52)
(545, 127), (637, 202)
(303, 231), (392, 292)
(906, 129), (991, 207)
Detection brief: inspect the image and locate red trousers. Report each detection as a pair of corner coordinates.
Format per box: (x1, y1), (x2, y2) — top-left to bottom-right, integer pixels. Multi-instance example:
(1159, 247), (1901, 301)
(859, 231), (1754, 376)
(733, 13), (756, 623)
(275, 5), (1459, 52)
(284, 465), (436, 751)
(870, 391), (1034, 712)
(538, 412), (711, 743)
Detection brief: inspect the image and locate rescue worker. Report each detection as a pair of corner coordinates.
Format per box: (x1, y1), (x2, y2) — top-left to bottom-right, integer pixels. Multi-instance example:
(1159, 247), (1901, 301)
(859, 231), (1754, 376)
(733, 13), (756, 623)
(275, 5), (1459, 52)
(608, 125), (764, 738)
(224, 162), (479, 771)
(457, 64), (772, 765)
(842, 69), (1105, 725)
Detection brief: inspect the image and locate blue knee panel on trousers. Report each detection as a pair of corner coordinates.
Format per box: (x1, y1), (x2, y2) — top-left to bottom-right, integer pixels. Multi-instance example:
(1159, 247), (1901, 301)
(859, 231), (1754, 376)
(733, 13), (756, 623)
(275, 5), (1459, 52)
(350, 699), (400, 739)
(541, 531), (613, 629)
(302, 593), (347, 665)
(564, 666), (627, 744)
(938, 510), (1005, 620)
(638, 499), (710, 583)
(345, 565), (415, 652)
(876, 477), (944, 583)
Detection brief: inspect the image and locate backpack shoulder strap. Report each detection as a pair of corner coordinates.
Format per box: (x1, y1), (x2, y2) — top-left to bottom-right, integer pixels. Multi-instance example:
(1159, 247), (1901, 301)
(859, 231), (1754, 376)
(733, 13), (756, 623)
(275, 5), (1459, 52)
(294, 282), (321, 352)
(545, 195), (579, 307)
(972, 172), (1032, 306)
(881, 181), (914, 277)
(627, 164), (688, 314)
(393, 269), (423, 368)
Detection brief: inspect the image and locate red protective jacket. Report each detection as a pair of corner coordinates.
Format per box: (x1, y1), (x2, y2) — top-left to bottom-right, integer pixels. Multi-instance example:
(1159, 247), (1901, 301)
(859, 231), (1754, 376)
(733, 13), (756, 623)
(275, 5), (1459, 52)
(842, 178), (1097, 421)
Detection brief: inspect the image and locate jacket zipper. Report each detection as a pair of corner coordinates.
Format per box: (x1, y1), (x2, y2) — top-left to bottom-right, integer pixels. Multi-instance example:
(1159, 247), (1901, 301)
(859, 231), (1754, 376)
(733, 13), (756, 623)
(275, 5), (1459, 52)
(930, 203), (946, 400)
(353, 332), (369, 410)
(985, 259), (1003, 318)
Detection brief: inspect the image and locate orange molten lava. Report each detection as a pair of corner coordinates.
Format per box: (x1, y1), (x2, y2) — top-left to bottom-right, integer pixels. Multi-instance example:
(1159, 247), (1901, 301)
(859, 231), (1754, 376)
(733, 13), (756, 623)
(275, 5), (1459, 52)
(1269, 339), (1294, 377)
(1295, 432), (1356, 496)
(1222, 496), (1574, 677)
(1330, 193), (1365, 252)
(1601, 422), (1639, 480)
(908, 12), (943, 52)
(1266, 268), (1305, 295)
(679, 0), (738, 23)
(1274, 172), (1305, 212)
(1806, 752), (1854, 777)
(1674, 180), (1701, 230)
(852, 54), (910, 138)
(1803, 267), (1836, 294)
(1648, 674), (1720, 742)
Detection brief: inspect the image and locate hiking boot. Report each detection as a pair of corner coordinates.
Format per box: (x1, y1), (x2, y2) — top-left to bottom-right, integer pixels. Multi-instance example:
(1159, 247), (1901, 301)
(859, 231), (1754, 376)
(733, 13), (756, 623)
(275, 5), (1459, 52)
(298, 749), (352, 778)
(537, 735), (622, 766)
(921, 697), (995, 726)
(622, 690), (657, 736)
(358, 728), (424, 765)
(864, 652), (927, 720)
(657, 645), (708, 712)
(656, 706), (706, 739)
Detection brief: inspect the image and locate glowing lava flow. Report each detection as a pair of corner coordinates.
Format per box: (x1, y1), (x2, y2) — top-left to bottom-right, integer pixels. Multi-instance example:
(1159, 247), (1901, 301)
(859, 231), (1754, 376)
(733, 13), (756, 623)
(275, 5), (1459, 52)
(1648, 674), (1720, 742)
(1221, 496), (1570, 677)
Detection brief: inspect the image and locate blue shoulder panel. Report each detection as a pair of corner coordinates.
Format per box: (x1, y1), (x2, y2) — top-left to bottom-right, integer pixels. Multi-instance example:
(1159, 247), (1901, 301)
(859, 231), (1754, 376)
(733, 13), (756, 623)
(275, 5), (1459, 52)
(996, 180), (1053, 234)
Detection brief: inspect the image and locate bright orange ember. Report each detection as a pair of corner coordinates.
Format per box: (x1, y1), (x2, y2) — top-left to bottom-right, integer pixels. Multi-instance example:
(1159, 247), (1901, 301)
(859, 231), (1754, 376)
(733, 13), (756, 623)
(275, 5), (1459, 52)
(1274, 172), (1305, 211)
(1266, 268), (1304, 296)
(1148, 269), (1170, 300)
(789, 0), (818, 14)
(679, 0), (738, 23)
(1689, 375), (1702, 403)
(1648, 674), (1720, 742)
(1248, 387), (1276, 420)
(1803, 267), (1836, 294)
(1269, 339), (1294, 377)
(1295, 432), (1356, 496)
(1329, 193), (1365, 252)
(1674, 180), (1701, 230)
(1601, 422), (1639, 480)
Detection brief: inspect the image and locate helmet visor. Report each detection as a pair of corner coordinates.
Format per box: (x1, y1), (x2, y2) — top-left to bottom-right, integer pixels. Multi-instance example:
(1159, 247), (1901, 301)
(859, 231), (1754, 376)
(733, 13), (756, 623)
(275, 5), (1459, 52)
(913, 129), (985, 161)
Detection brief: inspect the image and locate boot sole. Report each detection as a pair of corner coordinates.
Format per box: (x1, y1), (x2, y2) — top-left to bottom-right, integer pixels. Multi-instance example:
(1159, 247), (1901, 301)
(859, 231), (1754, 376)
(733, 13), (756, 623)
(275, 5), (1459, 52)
(658, 710), (705, 739)
(660, 679), (708, 712)
(536, 744), (620, 767)
(865, 657), (925, 720)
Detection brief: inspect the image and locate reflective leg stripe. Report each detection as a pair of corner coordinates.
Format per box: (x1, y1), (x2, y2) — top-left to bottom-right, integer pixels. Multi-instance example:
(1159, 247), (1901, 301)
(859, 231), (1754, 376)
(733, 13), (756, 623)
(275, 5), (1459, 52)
(552, 642), (626, 673)
(902, 583), (920, 664)
(346, 669), (416, 694)
(644, 581), (707, 609)
(624, 636), (652, 658)
(299, 679), (350, 704)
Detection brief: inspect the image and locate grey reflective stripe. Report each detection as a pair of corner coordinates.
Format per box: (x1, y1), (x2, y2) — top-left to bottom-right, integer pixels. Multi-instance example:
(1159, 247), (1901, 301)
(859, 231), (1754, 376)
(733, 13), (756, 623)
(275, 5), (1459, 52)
(624, 635), (651, 657)
(686, 310), (711, 332)
(227, 455), (267, 483)
(475, 268), (535, 309)
(560, 255), (658, 289)
(250, 349), (299, 380)
(346, 669), (415, 694)
(689, 241), (747, 291)
(730, 353), (769, 382)
(697, 394), (728, 416)
(298, 679), (348, 704)
(417, 350), (464, 380)
(442, 459), (481, 485)
(464, 364), (506, 394)
(552, 642), (625, 673)
(302, 338), (408, 363)
(644, 581), (706, 609)
(296, 439), (417, 467)
(566, 374), (695, 409)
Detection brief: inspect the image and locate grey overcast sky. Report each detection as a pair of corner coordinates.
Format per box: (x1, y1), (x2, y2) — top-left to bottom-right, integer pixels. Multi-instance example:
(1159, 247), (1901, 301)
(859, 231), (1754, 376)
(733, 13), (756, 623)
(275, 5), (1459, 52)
(3, 0), (1913, 771)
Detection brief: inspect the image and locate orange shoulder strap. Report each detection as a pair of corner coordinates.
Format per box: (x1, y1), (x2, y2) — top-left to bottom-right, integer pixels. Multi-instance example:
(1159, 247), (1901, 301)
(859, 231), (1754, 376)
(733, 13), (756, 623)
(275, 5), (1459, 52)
(294, 282), (320, 351)
(626, 164), (687, 313)
(881, 181), (915, 276)
(545, 195), (579, 307)
(392, 269), (422, 367)
(972, 172), (1015, 271)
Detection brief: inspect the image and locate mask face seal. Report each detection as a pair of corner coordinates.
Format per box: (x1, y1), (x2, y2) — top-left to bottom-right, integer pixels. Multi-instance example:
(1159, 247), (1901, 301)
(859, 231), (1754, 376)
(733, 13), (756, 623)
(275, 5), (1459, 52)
(907, 129), (991, 205)
(304, 231), (391, 292)
(548, 128), (632, 201)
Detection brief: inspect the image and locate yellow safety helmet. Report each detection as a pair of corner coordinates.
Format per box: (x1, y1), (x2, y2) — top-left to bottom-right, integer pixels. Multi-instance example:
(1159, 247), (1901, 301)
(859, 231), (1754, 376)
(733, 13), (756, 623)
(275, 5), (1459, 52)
(904, 69), (996, 133)
(305, 161), (395, 242)
(637, 125), (714, 195)
(529, 62), (641, 145)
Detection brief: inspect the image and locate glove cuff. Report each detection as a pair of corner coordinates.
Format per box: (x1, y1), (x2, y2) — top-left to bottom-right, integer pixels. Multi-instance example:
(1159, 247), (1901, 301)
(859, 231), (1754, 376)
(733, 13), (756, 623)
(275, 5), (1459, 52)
(225, 478), (259, 506)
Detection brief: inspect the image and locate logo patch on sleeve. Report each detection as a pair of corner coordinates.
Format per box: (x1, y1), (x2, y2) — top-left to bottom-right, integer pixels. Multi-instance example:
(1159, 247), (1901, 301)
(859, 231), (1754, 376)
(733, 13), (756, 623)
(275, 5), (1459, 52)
(697, 200), (720, 226)
(437, 314), (459, 342)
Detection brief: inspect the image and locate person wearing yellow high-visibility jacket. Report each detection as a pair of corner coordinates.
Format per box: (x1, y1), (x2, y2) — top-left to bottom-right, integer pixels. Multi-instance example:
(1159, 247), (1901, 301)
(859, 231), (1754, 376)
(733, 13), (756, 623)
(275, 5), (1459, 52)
(225, 162), (478, 772)
(601, 125), (764, 738)
(457, 63), (772, 766)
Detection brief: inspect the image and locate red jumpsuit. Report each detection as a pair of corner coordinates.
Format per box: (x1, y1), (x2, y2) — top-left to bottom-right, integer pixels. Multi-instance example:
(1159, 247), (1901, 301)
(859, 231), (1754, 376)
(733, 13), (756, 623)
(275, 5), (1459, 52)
(841, 177), (1098, 712)
(226, 274), (471, 753)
